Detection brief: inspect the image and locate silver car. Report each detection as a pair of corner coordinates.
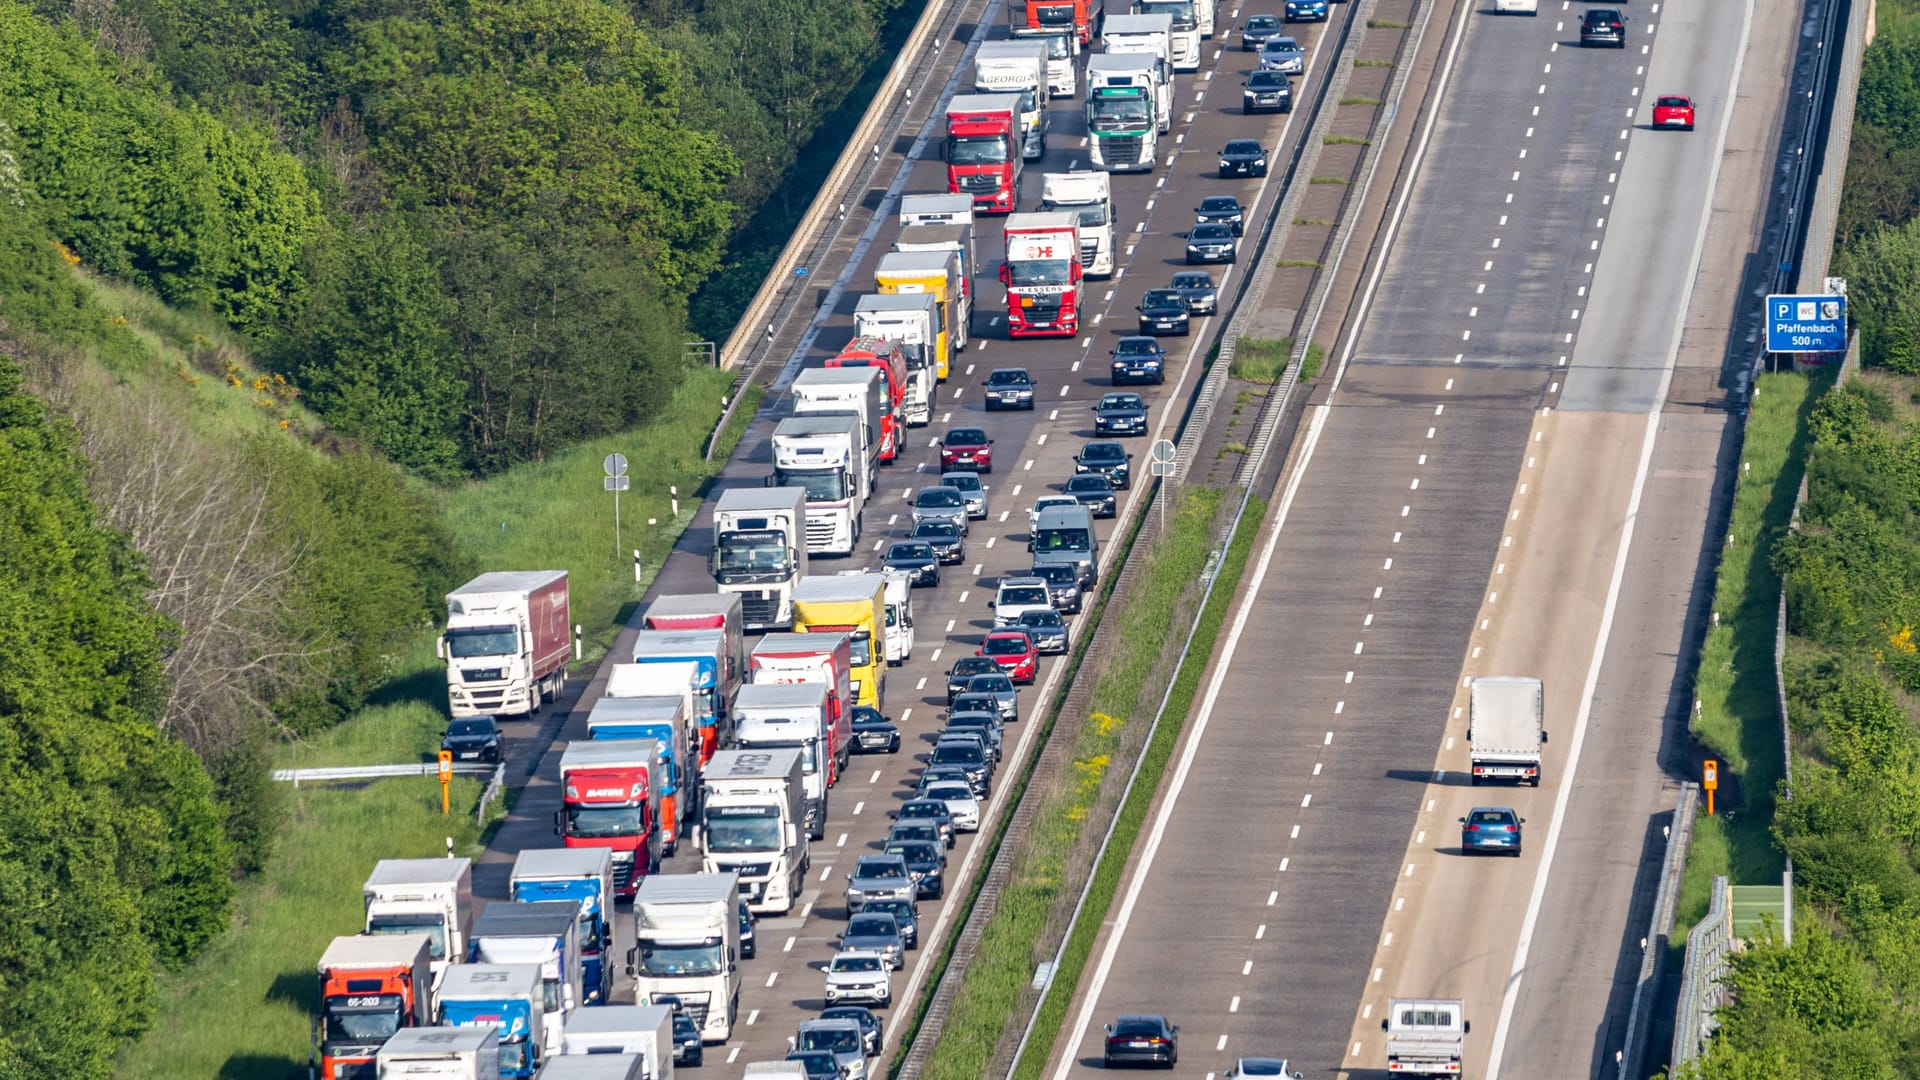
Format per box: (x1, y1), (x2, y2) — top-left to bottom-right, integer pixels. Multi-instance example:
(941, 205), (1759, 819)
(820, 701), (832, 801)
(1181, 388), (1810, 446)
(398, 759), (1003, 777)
(922, 780), (982, 831)
(823, 951), (892, 1007)
(940, 471), (990, 519)
(1260, 35), (1306, 73)
(845, 853), (916, 913)
(792, 1018), (872, 1080)
(911, 485), (971, 534)
(838, 912), (906, 971)
(964, 671), (1020, 721)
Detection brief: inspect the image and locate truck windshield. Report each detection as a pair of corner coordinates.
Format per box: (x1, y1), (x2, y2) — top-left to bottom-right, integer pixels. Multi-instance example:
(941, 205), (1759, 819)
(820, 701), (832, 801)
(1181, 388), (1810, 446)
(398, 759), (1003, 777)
(716, 534), (792, 574)
(706, 808), (784, 852)
(563, 806), (644, 838)
(322, 999), (402, 1043)
(1009, 260), (1074, 287)
(634, 940), (724, 976)
(1034, 527), (1092, 553)
(500, 1039), (534, 1074)
(365, 914), (449, 960)
(772, 468), (850, 502)
(1135, 0), (1197, 28)
(445, 626), (517, 659)
(948, 135), (1010, 164)
(848, 631), (874, 668)
(1044, 201), (1110, 228)
(1043, 33), (1072, 59)
(1090, 95), (1152, 127)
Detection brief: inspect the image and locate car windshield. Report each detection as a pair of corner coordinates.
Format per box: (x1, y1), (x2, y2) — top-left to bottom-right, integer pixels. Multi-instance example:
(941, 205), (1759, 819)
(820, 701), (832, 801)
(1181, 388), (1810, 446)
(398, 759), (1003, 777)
(1101, 393), (1145, 409)
(916, 489), (963, 508)
(945, 474), (983, 492)
(1193, 225), (1233, 240)
(890, 543), (935, 561)
(1067, 475), (1111, 492)
(856, 858), (906, 879)
(902, 801), (948, 819)
(1247, 73), (1286, 89)
(1657, 96), (1688, 107)
(447, 720), (494, 737)
(1031, 564), (1075, 584)
(800, 1027), (864, 1053)
(970, 673), (1013, 691)
(1082, 444), (1125, 462)
(926, 783), (973, 802)
(868, 900), (916, 922)
(1020, 610), (1064, 628)
(933, 741), (984, 764)
(951, 697), (997, 715)
(1000, 585), (1049, 605)
(848, 914), (897, 937)
(888, 843), (937, 863)
(953, 658), (996, 679)
(853, 706), (884, 725)
(1115, 339), (1159, 356)
(946, 429), (988, 446)
(988, 370), (1031, 386)
(1143, 289), (1185, 307)
(1271, 37), (1301, 51)
(1201, 197), (1240, 213)
(1115, 1019), (1166, 1037)
(833, 955), (884, 973)
(1247, 14), (1279, 28)
(983, 635), (1030, 656)
(892, 824), (939, 843)
(915, 521), (961, 538)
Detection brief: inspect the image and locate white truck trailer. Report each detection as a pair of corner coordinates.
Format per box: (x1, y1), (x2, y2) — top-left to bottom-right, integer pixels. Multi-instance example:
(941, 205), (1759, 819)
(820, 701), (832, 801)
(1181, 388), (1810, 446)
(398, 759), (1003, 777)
(1466, 675), (1546, 786)
(709, 487), (808, 631)
(1041, 171), (1116, 278)
(377, 1026), (502, 1080)
(363, 857), (475, 989)
(561, 1004), (674, 1078)
(628, 871), (742, 1044)
(701, 748), (811, 907)
(771, 414), (869, 555)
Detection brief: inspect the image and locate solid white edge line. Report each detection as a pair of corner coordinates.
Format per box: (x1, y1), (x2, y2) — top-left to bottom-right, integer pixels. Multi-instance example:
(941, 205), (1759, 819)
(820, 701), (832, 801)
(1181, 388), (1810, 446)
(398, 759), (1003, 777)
(1482, 0), (1752, 1071)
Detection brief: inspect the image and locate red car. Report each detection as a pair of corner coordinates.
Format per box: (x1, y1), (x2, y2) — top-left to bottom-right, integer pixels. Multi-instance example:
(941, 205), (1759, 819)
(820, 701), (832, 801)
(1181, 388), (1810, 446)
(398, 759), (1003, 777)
(941, 427), (994, 473)
(1652, 95), (1695, 131)
(977, 630), (1038, 684)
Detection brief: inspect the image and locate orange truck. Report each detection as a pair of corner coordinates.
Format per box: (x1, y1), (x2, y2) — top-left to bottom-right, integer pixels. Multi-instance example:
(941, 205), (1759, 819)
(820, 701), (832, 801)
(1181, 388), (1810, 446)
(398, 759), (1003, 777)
(313, 932), (434, 1079)
(826, 336), (909, 471)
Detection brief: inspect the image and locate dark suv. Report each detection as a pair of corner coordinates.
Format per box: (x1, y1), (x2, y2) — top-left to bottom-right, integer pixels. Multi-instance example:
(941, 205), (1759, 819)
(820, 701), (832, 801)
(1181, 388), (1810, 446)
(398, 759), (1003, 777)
(1137, 289), (1191, 336)
(1579, 8), (1626, 46)
(1243, 70), (1294, 113)
(1028, 562), (1084, 614)
(985, 367), (1036, 410)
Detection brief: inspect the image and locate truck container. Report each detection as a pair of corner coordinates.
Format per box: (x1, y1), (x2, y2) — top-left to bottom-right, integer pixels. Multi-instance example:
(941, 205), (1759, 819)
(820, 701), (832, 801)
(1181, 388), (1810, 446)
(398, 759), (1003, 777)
(315, 932), (436, 1080)
(701, 748), (810, 912)
(628, 872), (743, 1044)
(469, 901), (583, 1061)
(595, 672), (693, 851)
(709, 487), (808, 632)
(852, 293), (940, 422)
(1467, 675), (1547, 786)
(441, 571), (574, 718)
(561, 1004), (674, 1077)
(511, 848), (616, 1006)
(378, 1025), (502, 1080)
(875, 248), (971, 375)
(639, 595), (746, 707)
(825, 336), (908, 463)
(1009, 0), (1102, 45)
(1381, 998), (1467, 1075)
(897, 193), (974, 227)
(1085, 56), (1164, 171)
(1041, 171), (1116, 277)
(772, 414), (869, 556)
(1097, 30), (1172, 128)
(631, 629), (735, 769)
(869, 567), (915, 666)
(363, 858), (475, 991)
(749, 632), (854, 784)
(556, 740), (663, 899)
(438, 963), (545, 1078)
(792, 574), (887, 711)
(730, 682), (833, 841)
(972, 40), (1051, 160)
(893, 222), (976, 313)
(1125, 2), (1197, 69)
(791, 365), (890, 471)
(943, 93), (1024, 214)
(1000, 211), (1084, 338)
(534, 1054), (642, 1080)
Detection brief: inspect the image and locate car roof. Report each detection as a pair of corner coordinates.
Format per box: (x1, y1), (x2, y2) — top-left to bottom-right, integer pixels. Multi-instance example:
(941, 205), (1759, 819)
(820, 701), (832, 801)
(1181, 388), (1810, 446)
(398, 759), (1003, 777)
(945, 427), (988, 441)
(1143, 287), (1185, 299)
(999, 575), (1047, 588)
(1201, 195), (1241, 207)
(1192, 223), (1235, 235)
(1080, 441), (1125, 454)
(988, 367), (1031, 378)
(1067, 473), (1112, 487)
(917, 485), (963, 498)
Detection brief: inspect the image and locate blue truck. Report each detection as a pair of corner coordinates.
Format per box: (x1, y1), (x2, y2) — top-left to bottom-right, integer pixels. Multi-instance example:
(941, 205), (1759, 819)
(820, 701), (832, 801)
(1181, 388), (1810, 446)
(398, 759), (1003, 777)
(510, 848), (616, 1007)
(470, 900), (583, 1061)
(438, 963), (545, 1077)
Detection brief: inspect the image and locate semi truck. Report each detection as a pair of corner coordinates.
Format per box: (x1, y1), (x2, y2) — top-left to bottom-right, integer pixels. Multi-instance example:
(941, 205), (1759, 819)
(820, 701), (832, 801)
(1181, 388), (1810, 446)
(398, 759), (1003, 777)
(893, 222), (976, 314)
(701, 748), (810, 913)
(1038, 30), (1078, 96)
(363, 857), (475, 990)
(825, 336), (908, 460)
(872, 568), (915, 665)
(944, 94), (1023, 214)
(377, 1026), (501, 1080)
(630, 629), (735, 769)
(437, 963), (545, 1078)
(639, 594), (746, 710)
(898, 192), (974, 226)
(730, 682), (833, 840)
(1094, 36), (1173, 130)
(628, 872), (743, 1044)
(510, 848), (616, 1006)
(1085, 56), (1164, 172)
(771, 414), (868, 556)
(1041, 171), (1116, 278)
(791, 365), (889, 473)
(1126, 2), (1198, 69)
(1467, 675), (1547, 786)
(441, 571), (575, 718)
(1381, 998), (1468, 1075)
(556, 739), (663, 899)
(792, 573), (887, 710)
(750, 632), (854, 784)
(469, 901), (583, 1061)
(315, 932), (436, 1080)
(875, 247), (971, 373)
(596, 669), (693, 851)
(852, 293), (940, 421)
(709, 487), (808, 632)
(1000, 212), (1084, 338)
(972, 40), (1050, 160)
(1010, 0), (1102, 45)
(560, 1004), (674, 1075)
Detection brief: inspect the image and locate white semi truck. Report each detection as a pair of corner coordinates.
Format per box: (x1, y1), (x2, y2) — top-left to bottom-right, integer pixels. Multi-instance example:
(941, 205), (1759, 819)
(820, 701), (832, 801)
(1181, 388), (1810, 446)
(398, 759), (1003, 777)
(729, 683), (832, 842)
(709, 487), (808, 631)
(771, 414), (869, 556)
(701, 747), (811, 909)
(363, 857), (475, 990)
(1130, 0), (1200, 68)
(852, 293), (939, 426)
(628, 872), (743, 1044)
(972, 40), (1051, 160)
(440, 571), (576, 718)
(1467, 675), (1546, 786)
(1041, 171), (1116, 278)
(1085, 54), (1169, 172)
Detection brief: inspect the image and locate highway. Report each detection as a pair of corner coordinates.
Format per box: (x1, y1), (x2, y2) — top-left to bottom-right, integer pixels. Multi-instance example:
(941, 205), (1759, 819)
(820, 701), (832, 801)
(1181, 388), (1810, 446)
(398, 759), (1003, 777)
(466, 0), (1371, 1070)
(1042, 0), (1797, 1077)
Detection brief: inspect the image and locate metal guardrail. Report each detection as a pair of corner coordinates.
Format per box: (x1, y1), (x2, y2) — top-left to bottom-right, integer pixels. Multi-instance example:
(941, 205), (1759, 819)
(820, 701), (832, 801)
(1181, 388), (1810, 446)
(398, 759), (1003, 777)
(1672, 875), (1734, 1067)
(272, 762), (500, 784)
(1615, 783), (1699, 1080)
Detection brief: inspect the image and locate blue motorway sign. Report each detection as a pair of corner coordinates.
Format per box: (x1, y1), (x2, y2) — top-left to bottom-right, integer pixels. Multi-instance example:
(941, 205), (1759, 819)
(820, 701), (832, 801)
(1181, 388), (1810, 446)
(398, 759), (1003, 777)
(1766, 294), (1847, 353)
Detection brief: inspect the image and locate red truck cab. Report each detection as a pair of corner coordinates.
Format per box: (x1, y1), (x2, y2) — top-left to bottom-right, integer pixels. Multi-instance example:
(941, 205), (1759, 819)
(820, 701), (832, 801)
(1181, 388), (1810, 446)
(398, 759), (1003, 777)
(556, 740), (663, 900)
(827, 336), (909, 465)
(1016, 0), (1102, 44)
(1000, 211), (1084, 338)
(946, 94), (1024, 215)
(313, 933), (433, 1080)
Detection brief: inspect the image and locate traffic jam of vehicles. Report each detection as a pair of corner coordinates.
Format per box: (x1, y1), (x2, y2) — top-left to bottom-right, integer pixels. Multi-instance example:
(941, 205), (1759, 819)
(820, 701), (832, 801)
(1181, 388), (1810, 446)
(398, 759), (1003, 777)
(312, 0), (1368, 1074)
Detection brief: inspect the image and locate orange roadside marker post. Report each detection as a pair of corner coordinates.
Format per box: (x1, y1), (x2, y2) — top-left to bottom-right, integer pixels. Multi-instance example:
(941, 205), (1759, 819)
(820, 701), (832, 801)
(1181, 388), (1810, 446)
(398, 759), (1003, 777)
(438, 750), (453, 816)
(1703, 759), (1718, 816)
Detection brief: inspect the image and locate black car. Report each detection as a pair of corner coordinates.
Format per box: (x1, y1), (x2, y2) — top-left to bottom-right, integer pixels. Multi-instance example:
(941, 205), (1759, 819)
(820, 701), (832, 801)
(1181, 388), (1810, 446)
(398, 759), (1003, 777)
(1580, 7), (1626, 46)
(1186, 223), (1239, 264)
(929, 739), (992, 797)
(1197, 195), (1246, 236)
(943, 711), (1004, 758)
(1240, 12), (1282, 48)
(863, 897), (921, 949)
(886, 840), (948, 899)
(883, 540), (940, 587)
(947, 656), (1002, 703)
(1110, 336), (1168, 385)
(851, 705), (902, 754)
(985, 367), (1037, 410)
(1170, 271), (1218, 316)
(442, 716), (504, 763)
(1017, 608), (1070, 654)
(1075, 441), (1133, 489)
(818, 1005), (885, 1056)
(1242, 70), (1294, 113)
(1137, 289), (1191, 336)
(1219, 138), (1269, 178)
(668, 1006), (703, 1066)
(1028, 562), (1085, 614)
(912, 518), (966, 564)
(1104, 1015), (1178, 1068)
(739, 898), (758, 958)
(1064, 473), (1118, 518)
(897, 800), (957, 848)
(1092, 392), (1148, 437)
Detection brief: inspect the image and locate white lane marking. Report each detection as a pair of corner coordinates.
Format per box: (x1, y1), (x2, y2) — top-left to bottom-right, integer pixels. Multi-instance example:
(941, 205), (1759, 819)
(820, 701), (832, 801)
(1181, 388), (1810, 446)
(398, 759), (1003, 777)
(916, 677), (927, 690)
(836, 832), (848, 847)
(853, 801), (865, 815)
(766, 971), (779, 987)
(729, 1047), (742, 1064)
(870, 770), (883, 784)
(784, 937), (796, 953)
(946, 619), (956, 633)
(747, 1009), (760, 1026)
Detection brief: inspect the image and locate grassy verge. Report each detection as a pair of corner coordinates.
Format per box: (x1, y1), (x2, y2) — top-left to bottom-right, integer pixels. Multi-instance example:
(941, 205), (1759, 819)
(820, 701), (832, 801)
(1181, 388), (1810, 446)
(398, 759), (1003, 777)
(1008, 494), (1266, 1080)
(1232, 338), (1293, 383)
(1671, 369), (1826, 940)
(916, 488), (1227, 1080)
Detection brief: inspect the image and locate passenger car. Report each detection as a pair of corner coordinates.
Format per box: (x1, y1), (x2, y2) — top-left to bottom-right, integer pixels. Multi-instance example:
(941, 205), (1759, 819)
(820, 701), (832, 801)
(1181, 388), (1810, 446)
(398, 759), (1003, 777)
(850, 705), (901, 754)
(929, 737), (992, 797)
(817, 1005), (885, 1056)
(910, 486), (970, 533)
(920, 779), (982, 830)
(845, 853), (916, 913)
(1093, 391), (1149, 436)
(886, 839), (947, 899)
(888, 819), (949, 850)
(1286, 0), (1328, 22)
(1218, 139), (1269, 179)
(791, 1018), (871, 1080)
(964, 670), (1020, 721)
(1226, 1059), (1303, 1078)
(943, 710), (1005, 757)
(947, 655), (1002, 703)
(1064, 473), (1118, 517)
(1137, 288), (1191, 336)
(1016, 608), (1070, 654)
(862, 898), (920, 949)
(1243, 70), (1294, 113)
(1110, 336), (1167, 385)
(1493, 0), (1538, 13)
(1259, 36), (1306, 74)
(883, 540), (940, 587)
(823, 951), (892, 1007)
(441, 716), (503, 763)
(939, 426), (993, 472)
(1579, 8), (1626, 46)
(896, 803), (956, 848)
(668, 1005), (701, 1066)
(940, 470), (989, 518)
(978, 629), (1040, 683)
(838, 912), (905, 970)
(1028, 561), (1084, 614)
(1075, 440), (1133, 488)
(1197, 195), (1246, 235)
(1187, 222), (1239, 263)
(1240, 12), (1282, 48)
(1461, 806), (1524, 855)
(1652, 94), (1695, 130)
(1104, 1015), (1179, 1068)
(1169, 271), (1219, 315)
(984, 366), (1037, 410)
(911, 518), (965, 563)
(786, 1048), (840, 1080)
(992, 576), (1055, 628)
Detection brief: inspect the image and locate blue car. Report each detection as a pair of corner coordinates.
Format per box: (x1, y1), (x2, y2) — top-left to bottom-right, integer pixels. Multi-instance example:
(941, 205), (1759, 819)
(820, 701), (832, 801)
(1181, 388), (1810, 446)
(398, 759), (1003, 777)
(1461, 806), (1524, 856)
(1286, 0), (1329, 21)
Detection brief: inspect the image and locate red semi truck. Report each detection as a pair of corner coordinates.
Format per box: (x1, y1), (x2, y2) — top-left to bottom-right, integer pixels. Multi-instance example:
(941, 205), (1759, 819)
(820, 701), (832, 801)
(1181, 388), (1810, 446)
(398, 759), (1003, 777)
(313, 932), (434, 1079)
(945, 94), (1024, 215)
(556, 739), (663, 900)
(748, 633), (854, 788)
(826, 336), (909, 472)
(1012, 0), (1103, 44)
(1000, 211), (1085, 338)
